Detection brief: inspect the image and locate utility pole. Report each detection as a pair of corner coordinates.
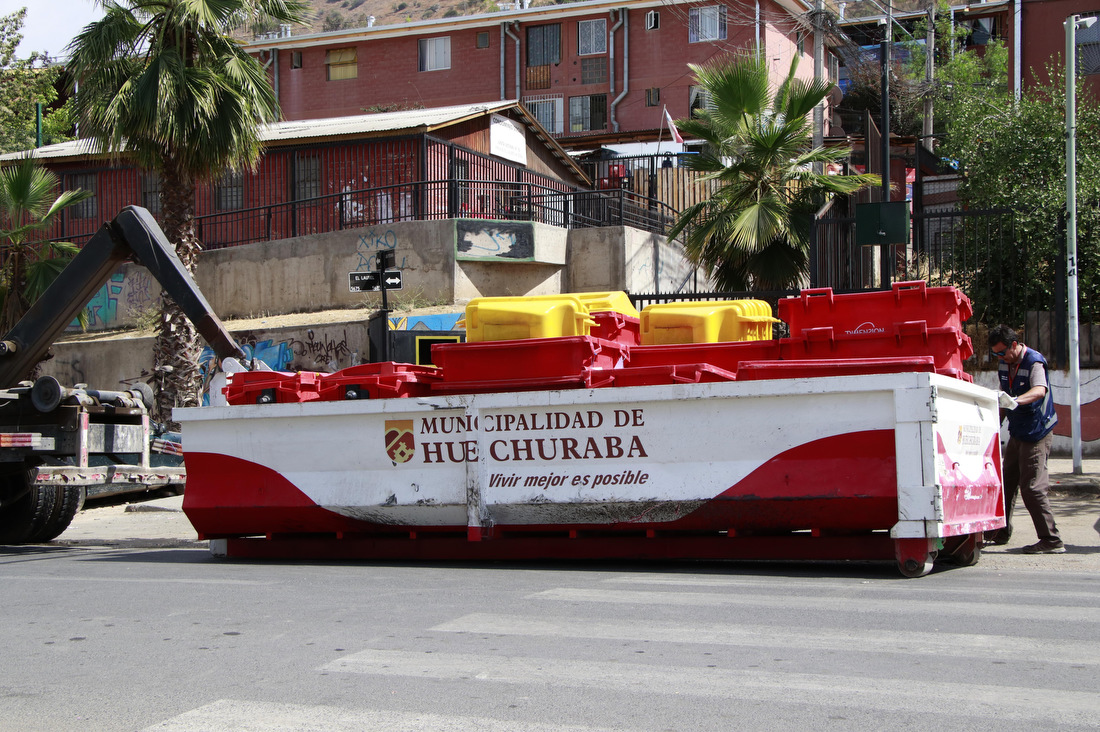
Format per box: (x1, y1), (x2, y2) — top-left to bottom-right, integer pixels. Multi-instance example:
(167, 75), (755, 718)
(813, 0), (825, 174)
(1065, 14), (1097, 475)
(880, 2), (891, 203)
(922, 1), (935, 143)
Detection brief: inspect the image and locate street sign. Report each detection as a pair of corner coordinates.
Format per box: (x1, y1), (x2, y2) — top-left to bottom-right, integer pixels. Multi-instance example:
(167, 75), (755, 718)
(349, 270), (403, 293)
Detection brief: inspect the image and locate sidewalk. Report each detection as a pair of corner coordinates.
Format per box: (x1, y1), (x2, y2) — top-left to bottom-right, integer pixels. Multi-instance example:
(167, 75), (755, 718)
(1047, 457), (1100, 495)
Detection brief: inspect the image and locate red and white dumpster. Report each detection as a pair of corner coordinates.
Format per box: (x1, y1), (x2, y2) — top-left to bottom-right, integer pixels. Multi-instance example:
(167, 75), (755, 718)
(177, 369), (1003, 576)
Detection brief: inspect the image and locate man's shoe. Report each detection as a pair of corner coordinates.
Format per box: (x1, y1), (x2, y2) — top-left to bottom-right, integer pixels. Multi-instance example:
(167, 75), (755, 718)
(983, 530), (1011, 546)
(1022, 540), (1066, 554)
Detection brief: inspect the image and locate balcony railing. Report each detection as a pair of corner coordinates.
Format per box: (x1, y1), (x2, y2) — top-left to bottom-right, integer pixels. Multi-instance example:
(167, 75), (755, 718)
(186, 179), (681, 251)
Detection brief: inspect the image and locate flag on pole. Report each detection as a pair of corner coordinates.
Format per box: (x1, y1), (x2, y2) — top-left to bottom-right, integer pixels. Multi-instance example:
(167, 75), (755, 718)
(664, 107), (683, 144)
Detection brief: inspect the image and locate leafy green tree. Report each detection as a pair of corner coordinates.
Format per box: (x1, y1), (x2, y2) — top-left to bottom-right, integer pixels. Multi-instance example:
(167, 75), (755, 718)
(0, 157), (92, 335)
(938, 65), (1100, 323)
(667, 53), (878, 290)
(0, 9), (72, 155)
(65, 0), (306, 424)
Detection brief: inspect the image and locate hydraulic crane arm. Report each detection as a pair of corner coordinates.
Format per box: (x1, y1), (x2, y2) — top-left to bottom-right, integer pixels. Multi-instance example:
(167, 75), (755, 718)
(0, 206), (245, 385)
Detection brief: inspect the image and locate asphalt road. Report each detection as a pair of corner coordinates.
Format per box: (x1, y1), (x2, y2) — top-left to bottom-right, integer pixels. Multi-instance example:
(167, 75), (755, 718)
(1, 492), (1098, 732)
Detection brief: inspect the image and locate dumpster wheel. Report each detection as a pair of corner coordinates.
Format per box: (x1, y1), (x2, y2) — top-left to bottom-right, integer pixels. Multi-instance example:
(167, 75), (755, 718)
(942, 532), (982, 567)
(894, 537), (936, 578)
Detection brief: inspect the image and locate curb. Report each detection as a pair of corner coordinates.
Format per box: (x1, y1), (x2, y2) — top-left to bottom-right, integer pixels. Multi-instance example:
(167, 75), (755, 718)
(1049, 474), (1100, 496)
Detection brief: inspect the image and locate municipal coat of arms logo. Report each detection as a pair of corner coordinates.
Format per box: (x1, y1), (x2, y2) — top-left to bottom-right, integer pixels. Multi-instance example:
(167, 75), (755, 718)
(385, 420), (415, 464)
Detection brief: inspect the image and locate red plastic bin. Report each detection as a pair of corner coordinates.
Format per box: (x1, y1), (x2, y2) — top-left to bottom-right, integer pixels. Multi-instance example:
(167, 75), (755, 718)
(626, 340), (781, 372)
(610, 363), (737, 387)
(778, 322), (974, 373)
(735, 356), (936, 381)
(433, 336), (629, 383)
(224, 370), (323, 405)
(778, 281), (973, 336)
(317, 362), (441, 401)
(431, 370), (616, 395)
(589, 311), (641, 346)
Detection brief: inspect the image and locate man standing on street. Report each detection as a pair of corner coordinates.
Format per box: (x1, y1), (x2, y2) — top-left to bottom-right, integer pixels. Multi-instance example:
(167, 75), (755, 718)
(986, 325), (1065, 554)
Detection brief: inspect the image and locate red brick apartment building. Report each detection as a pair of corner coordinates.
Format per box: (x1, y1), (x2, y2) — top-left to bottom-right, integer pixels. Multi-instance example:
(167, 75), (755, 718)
(246, 0), (833, 147)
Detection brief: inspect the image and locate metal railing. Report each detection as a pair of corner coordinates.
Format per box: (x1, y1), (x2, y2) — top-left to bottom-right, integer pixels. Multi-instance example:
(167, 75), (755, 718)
(191, 178), (682, 249)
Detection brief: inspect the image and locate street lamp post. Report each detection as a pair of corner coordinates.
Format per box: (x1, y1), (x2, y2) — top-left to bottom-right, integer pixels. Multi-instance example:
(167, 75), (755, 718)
(1065, 13), (1096, 475)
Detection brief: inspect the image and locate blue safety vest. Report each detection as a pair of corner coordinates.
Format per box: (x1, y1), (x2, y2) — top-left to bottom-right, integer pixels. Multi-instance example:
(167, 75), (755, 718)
(999, 346), (1058, 442)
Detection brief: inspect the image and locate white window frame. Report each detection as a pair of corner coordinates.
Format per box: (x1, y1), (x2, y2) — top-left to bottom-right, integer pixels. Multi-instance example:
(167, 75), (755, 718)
(578, 19), (607, 56)
(524, 95), (564, 135)
(645, 10), (660, 30)
(418, 36), (451, 72)
(690, 85), (714, 114)
(688, 6), (727, 43)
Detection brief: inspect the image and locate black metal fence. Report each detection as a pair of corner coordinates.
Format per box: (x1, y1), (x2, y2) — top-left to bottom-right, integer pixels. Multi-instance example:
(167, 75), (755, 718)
(808, 205), (1098, 369)
(193, 179), (680, 249)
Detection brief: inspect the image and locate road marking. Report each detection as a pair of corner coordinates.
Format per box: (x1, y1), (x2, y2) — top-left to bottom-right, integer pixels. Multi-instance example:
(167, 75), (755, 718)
(528, 587), (1100, 623)
(144, 699), (624, 731)
(322, 649), (1100, 725)
(0, 574), (274, 586)
(602, 574), (1100, 601)
(431, 611), (1100, 665)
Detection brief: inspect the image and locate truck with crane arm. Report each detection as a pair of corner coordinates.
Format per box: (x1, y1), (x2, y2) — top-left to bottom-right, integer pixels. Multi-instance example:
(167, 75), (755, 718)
(0, 206), (246, 543)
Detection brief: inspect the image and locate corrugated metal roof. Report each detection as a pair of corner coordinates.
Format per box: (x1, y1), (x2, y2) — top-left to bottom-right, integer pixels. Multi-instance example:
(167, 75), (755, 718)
(0, 101), (590, 184)
(263, 101), (515, 142)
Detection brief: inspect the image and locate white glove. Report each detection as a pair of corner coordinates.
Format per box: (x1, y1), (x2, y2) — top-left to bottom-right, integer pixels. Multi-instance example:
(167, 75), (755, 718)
(998, 392), (1019, 410)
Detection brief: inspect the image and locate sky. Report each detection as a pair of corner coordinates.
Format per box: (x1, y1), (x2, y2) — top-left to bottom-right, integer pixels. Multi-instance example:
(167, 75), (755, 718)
(0, 0), (104, 60)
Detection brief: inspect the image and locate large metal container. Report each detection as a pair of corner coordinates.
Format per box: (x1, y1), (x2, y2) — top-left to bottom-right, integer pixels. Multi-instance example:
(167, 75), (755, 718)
(176, 372), (1004, 576)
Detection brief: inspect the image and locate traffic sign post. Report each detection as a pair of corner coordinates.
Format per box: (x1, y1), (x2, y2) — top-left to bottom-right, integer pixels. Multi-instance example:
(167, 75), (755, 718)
(346, 249), (403, 362)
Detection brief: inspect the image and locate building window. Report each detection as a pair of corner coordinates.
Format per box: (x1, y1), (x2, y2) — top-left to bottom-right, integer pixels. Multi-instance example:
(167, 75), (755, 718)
(690, 85), (714, 115)
(828, 52), (839, 82)
(69, 173), (96, 219)
(418, 36), (450, 71)
(569, 94), (607, 132)
(477, 31), (490, 49)
(580, 56), (607, 84)
(326, 47), (357, 80)
(215, 171), (244, 211)
(646, 10), (659, 30)
(527, 24), (561, 67)
(688, 6), (727, 43)
(291, 51), (302, 69)
(140, 173), (161, 216)
(645, 87), (660, 107)
(1077, 13), (1100, 75)
(577, 19), (606, 55)
(524, 95), (564, 134)
(296, 156), (320, 201)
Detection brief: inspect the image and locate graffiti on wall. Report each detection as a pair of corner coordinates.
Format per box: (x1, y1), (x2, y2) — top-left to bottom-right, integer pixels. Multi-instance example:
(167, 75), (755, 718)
(456, 220), (534, 260)
(82, 273), (125, 328)
(355, 228), (406, 272)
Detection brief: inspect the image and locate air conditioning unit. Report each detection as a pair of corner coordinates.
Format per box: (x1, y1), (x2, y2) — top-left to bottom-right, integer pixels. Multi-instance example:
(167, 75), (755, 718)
(646, 10), (660, 30)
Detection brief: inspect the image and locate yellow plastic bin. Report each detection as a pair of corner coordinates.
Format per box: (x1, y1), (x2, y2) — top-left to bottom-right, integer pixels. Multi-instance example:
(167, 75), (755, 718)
(570, 291), (640, 320)
(640, 300), (779, 345)
(461, 295), (596, 342)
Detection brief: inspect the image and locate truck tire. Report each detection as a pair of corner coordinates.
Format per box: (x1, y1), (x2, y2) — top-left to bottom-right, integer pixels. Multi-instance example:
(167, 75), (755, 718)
(26, 486), (85, 543)
(0, 471), (58, 544)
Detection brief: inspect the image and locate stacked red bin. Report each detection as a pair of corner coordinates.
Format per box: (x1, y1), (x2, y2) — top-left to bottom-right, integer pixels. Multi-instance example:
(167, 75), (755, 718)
(430, 336), (626, 395)
(224, 371), (324, 405)
(776, 282), (974, 381)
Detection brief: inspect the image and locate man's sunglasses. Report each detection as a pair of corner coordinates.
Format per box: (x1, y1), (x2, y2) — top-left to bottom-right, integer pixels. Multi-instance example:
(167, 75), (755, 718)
(991, 348), (1007, 357)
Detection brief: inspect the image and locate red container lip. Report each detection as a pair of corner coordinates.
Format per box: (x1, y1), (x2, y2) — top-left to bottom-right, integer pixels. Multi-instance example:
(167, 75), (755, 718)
(736, 356), (936, 381)
(433, 336), (630, 383)
(610, 363), (738, 387)
(430, 370), (615, 395)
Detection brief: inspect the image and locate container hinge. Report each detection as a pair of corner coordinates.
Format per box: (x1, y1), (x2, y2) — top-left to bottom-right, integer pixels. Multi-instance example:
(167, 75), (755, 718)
(928, 385), (938, 423)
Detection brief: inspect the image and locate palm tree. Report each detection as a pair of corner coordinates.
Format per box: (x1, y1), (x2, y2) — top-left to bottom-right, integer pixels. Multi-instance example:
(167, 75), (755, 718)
(0, 157), (93, 336)
(65, 0), (306, 424)
(667, 53), (880, 291)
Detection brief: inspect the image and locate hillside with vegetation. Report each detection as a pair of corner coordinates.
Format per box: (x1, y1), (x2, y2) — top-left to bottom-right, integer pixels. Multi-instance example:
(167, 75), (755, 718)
(248, 0), (895, 39)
